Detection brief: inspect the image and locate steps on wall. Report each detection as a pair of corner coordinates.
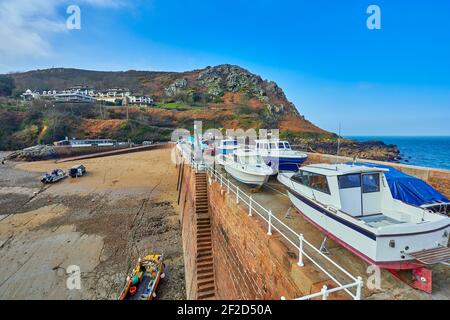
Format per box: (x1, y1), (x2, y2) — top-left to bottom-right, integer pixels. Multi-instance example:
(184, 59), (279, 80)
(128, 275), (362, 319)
(194, 172), (215, 300)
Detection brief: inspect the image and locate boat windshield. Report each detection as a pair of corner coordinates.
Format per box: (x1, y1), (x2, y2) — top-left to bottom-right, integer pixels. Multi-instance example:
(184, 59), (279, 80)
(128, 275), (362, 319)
(291, 170), (330, 194)
(239, 155), (263, 165)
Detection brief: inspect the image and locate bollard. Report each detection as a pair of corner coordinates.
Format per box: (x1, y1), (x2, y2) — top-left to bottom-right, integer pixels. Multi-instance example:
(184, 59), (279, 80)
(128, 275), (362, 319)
(297, 234), (304, 267)
(267, 210), (272, 235)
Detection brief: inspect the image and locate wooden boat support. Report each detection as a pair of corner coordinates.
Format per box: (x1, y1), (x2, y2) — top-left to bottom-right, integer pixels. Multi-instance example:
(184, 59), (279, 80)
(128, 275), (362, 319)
(409, 246), (450, 265)
(387, 247), (450, 294)
(194, 172), (216, 300)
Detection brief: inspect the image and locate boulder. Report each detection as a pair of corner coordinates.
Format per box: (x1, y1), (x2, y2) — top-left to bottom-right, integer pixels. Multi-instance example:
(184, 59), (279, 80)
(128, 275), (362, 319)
(164, 78), (188, 97)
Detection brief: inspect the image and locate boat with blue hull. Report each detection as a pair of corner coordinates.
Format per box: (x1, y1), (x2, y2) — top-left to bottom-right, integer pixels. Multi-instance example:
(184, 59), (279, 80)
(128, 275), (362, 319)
(255, 139), (307, 172)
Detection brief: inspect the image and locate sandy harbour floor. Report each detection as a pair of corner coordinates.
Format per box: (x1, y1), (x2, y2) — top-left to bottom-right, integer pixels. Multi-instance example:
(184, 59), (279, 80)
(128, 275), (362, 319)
(0, 149), (185, 300)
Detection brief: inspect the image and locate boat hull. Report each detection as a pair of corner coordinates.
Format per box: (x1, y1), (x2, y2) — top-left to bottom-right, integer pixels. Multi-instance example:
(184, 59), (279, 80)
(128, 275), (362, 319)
(264, 155), (307, 172)
(224, 165), (269, 187)
(286, 189), (450, 269)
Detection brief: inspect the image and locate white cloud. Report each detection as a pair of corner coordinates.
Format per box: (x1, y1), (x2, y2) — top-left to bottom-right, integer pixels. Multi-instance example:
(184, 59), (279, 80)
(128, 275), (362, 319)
(0, 0), (128, 59)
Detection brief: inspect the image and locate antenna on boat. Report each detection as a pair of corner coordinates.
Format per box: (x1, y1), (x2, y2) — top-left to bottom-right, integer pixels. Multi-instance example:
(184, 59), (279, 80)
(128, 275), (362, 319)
(335, 123), (341, 169)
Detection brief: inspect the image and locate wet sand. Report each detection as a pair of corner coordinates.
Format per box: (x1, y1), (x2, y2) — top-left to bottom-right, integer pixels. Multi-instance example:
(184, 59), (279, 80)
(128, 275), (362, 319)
(0, 148), (185, 300)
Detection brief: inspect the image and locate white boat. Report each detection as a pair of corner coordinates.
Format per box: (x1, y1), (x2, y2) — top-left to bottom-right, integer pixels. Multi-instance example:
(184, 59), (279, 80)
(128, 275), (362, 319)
(255, 139), (308, 172)
(278, 163), (450, 271)
(218, 149), (273, 187)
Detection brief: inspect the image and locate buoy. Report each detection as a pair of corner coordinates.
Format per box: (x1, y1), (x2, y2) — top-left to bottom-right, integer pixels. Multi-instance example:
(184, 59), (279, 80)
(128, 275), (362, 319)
(130, 286), (137, 296)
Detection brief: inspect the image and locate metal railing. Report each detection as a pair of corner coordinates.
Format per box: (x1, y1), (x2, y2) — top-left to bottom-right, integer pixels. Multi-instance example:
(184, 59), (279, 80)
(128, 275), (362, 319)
(177, 148), (364, 300)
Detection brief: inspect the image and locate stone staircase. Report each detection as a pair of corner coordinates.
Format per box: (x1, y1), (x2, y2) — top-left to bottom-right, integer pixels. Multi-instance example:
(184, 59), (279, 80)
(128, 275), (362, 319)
(194, 172), (215, 300)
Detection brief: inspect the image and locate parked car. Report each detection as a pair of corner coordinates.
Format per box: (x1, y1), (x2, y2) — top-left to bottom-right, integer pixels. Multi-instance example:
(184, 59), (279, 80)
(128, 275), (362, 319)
(142, 141), (153, 146)
(69, 165), (86, 178)
(41, 169), (67, 184)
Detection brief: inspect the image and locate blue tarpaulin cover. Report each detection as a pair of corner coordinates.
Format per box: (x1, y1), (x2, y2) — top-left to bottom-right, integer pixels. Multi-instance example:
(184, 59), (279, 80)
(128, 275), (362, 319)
(347, 162), (449, 207)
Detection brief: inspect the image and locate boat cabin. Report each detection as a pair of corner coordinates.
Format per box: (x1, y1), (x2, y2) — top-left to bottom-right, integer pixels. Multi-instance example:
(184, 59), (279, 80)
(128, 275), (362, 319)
(255, 139), (293, 152)
(290, 164), (391, 218)
(232, 149), (264, 165)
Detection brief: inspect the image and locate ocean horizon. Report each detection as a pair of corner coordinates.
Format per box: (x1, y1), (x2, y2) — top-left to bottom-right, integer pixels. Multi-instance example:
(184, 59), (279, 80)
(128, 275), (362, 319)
(347, 136), (450, 171)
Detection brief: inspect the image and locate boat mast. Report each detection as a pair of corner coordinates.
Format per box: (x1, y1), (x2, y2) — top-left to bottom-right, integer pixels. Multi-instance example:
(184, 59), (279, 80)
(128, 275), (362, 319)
(335, 123), (341, 169)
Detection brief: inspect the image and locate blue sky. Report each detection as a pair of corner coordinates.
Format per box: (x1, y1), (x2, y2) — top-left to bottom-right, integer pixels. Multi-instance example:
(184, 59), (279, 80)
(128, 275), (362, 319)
(1, 0), (449, 136)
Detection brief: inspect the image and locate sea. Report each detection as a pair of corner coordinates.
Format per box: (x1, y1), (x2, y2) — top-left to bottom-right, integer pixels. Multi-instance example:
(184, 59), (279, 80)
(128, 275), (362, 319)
(346, 136), (450, 171)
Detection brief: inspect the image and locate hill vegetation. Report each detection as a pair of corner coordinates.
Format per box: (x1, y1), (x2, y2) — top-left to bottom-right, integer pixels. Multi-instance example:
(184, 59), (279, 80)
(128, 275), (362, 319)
(0, 65), (399, 160)
(0, 65), (333, 149)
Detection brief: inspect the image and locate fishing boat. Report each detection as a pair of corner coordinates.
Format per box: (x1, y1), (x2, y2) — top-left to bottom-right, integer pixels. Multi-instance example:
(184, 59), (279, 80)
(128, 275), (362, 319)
(218, 148), (273, 187)
(278, 163), (450, 292)
(255, 139), (308, 172)
(119, 254), (165, 300)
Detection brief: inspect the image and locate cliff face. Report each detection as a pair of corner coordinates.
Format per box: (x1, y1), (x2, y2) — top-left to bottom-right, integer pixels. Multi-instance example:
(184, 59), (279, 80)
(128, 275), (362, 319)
(8, 65), (330, 136)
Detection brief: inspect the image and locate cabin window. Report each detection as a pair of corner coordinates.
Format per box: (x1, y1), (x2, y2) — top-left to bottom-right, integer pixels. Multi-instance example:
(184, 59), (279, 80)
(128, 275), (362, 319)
(270, 143), (277, 149)
(338, 174), (361, 189)
(284, 142), (291, 149)
(291, 171), (330, 194)
(278, 142), (285, 149)
(362, 173), (380, 193)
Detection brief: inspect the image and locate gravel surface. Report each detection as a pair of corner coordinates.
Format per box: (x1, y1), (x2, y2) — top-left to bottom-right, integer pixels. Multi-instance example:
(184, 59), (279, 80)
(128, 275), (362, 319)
(0, 149), (185, 300)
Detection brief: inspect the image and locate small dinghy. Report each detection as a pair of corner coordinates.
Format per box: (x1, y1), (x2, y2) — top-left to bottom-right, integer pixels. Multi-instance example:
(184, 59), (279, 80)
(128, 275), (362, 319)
(217, 148), (273, 187)
(278, 163), (450, 292)
(255, 139), (308, 172)
(119, 254), (165, 300)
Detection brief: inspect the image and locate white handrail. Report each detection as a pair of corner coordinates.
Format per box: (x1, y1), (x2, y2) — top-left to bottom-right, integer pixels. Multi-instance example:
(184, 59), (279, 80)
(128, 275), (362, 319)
(178, 151), (364, 300)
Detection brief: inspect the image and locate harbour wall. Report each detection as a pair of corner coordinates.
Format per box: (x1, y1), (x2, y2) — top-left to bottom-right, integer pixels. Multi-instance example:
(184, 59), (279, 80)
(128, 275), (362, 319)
(56, 143), (172, 162)
(177, 160), (347, 300)
(304, 152), (450, 199)
(178, 163), (199, 299)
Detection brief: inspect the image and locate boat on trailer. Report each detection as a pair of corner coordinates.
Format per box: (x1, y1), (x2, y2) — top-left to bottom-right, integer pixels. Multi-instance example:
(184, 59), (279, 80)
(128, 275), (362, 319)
(119, 254), (165, 300)
(278, 163), (450, 292)
(217, 148), (273, 187)
(41, 169), (67, 184)
(255, 139), (308, 172)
